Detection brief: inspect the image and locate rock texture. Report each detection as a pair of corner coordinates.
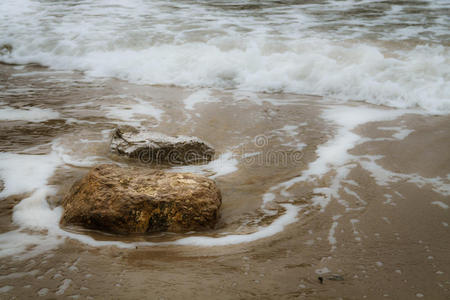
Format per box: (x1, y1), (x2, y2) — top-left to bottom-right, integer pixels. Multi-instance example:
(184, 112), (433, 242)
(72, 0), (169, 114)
(110, 126), (214, 165)
(60, 164), (221, 234)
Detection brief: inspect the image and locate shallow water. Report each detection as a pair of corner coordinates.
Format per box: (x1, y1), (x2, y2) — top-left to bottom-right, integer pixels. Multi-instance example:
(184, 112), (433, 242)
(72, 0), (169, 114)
(0, 0), (449, 298)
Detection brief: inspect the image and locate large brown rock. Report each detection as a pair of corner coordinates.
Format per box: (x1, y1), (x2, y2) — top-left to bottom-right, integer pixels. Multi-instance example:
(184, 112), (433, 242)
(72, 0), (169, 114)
(60, 164), (221, 234)
(110, 126), (214, 165)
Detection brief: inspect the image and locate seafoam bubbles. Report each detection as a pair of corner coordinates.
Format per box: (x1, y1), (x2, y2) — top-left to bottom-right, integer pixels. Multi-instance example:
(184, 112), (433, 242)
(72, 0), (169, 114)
(51, 136), (110, 168)
(183, 89), (220, 111)
(0, 152), (64, 259)
(170, 151), (238, 179)
(103, 97), (164, 127)
(12, 187), (63, 230)
(377, 126), (414, 140)
(0, 107), (60, 123)
(359, 157), (450, 197)
(172, 204), (301, 246)
(267, 104), (450, 254)
(431, 201), (448, 210)
(274, 106), (410, 193)
(0, 152), (60, 198)
(0, 0), (449, 113)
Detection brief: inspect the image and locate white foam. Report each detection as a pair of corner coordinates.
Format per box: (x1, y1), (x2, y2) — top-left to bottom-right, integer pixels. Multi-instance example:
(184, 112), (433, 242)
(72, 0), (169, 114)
(56, 279), (71, 296)
(104, 97), (163, 126)
(383, 194), (396, 206)
(38, 288), (49, 296)
(172, 204), (300, 246)
(171, 151), (238, 179)
(0, 152), (60, 198)
(360, 157), (450, 196)
(292, 142), (306, 151)
(13, 188), (63, 230)
(52, 143), (107, 168)
(279, 125), (299, 136)
(431, 201), (448, 210)
(0, 151), (65, 259)
(378, 126), (414, 140)
(184, 89), (219, 110)
(262, 193), (276, 205)
(328, 221), (338, 250)
(344, 187), (367, 206)
(0, 230), (63, 259)
(271, 106), (420, 211)
(208, 152), (239, 179)
(0, 107), (60, 122)
(1, 0), (448, 113)
(315, 267), (330, 275)
(242, 152), (260, 159)
(292, 107), (407, 182)
(274, 124), (307, 151)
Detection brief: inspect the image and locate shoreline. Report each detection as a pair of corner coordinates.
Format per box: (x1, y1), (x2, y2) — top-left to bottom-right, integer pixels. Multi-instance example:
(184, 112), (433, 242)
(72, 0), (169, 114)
(0, 63), (449, 298)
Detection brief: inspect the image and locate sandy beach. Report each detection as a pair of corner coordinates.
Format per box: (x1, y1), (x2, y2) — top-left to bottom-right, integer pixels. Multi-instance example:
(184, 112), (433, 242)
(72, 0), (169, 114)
(0, 62), (448, 299)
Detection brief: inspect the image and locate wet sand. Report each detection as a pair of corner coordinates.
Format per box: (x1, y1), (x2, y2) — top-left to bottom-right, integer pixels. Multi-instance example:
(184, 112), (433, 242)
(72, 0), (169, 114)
(0, 63), (449, 299)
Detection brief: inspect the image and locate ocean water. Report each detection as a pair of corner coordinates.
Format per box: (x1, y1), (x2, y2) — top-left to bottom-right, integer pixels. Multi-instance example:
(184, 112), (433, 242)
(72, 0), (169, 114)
(1, 0), (449, 113)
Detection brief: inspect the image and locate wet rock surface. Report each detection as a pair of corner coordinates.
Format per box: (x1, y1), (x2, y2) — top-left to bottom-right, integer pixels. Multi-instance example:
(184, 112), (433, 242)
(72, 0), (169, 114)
(60, 164), (222, 234)
(110, 126), (214, 165)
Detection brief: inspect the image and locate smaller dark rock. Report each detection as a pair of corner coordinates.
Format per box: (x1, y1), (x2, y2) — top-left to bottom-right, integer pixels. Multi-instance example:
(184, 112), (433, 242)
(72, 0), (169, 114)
(318, 277), (323, 284)
(110, 126), (215, 165)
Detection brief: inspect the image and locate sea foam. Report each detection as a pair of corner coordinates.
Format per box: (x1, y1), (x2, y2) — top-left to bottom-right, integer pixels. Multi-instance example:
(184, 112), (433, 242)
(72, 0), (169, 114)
(0, 107), (60, 122)
(0, 0), (448, 113)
